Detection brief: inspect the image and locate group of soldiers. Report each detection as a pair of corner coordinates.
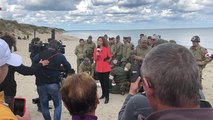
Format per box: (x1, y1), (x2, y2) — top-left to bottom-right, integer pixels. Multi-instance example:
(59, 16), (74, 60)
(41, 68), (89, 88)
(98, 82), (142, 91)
(75, 34), (212, 95)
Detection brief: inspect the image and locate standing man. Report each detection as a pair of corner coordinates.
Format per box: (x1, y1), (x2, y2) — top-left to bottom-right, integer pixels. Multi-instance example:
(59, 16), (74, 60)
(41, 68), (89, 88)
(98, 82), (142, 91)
(75, 39), (86, 73)
(122, 37), (131, 63)
(114, 35), (123, 62)
(189, 35), (211, 89)
(33, 40), (74, 120)
(133, 36), (152, 65)
(85, 35), (96, 63)
(109, 37), (116, 59)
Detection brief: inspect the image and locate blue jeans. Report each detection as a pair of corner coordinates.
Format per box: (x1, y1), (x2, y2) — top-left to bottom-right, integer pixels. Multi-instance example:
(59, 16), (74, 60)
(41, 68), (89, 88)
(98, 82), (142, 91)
(37, 83), (62, 120)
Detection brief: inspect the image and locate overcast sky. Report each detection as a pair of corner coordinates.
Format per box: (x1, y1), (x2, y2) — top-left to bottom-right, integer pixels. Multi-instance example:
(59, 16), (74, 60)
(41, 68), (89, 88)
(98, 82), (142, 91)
(1, 0), (213, 30)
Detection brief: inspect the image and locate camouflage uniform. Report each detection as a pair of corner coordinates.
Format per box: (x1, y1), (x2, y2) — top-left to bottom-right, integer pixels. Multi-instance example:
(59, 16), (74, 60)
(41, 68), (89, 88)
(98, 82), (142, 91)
(134, 45), (152, 65)
(122, 42), (131, 62)
(109, 66), (128, 95)
(190, 44), (211, 89)
(79, 61), (92, 75)
(85, 41), (96, 63)
(109, 43), (115, 59)
(114, 41), (123, 61)
(75, 44), (86, 73)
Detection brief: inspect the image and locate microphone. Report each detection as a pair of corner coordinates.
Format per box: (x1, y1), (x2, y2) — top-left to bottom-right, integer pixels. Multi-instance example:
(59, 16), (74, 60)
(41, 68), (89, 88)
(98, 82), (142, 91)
(97, 45), (101, 52)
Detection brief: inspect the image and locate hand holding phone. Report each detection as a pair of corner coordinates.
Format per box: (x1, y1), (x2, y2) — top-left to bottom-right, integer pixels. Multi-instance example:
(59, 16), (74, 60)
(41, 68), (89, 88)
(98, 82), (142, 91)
(13, 97), (26, 117)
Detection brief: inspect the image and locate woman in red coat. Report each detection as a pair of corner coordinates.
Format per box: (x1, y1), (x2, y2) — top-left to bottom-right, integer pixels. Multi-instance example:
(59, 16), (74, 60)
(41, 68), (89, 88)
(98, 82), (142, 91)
(93, 36), (112, 104)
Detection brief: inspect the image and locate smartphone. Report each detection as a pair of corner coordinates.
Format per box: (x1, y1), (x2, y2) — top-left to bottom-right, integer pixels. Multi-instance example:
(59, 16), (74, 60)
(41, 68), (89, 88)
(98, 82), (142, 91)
(13, 97), (26, 117)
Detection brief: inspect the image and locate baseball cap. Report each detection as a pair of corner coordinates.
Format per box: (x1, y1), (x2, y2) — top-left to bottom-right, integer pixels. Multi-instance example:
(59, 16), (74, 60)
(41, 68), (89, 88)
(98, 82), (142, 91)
(0, 39), (22, 67)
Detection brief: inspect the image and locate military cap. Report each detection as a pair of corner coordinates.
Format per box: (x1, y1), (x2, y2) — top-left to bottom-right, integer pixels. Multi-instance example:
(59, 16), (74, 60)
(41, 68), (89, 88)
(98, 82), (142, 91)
(191, 36), (200, 43)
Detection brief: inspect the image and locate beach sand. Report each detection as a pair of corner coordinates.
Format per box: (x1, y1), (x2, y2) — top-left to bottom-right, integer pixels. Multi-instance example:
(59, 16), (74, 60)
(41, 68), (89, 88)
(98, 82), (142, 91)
(14, 33), (213, 120)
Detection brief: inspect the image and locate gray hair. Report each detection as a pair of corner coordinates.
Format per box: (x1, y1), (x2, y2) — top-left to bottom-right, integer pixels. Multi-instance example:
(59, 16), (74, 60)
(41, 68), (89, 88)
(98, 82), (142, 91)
(141, 43), (200, 107)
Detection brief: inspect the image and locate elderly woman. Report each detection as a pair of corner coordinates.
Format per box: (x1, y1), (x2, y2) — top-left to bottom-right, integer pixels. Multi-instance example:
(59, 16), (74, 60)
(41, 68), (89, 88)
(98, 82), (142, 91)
(60, 73), (99, 120)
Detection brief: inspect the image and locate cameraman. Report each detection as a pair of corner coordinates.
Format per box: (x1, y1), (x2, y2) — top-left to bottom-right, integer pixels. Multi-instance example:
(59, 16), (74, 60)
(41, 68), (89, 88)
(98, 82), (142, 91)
(32, 40), (74, 120)
(29, 37), (43, 62)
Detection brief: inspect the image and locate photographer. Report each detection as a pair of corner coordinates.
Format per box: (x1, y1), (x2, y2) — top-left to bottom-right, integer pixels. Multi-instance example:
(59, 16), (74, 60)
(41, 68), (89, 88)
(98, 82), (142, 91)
(29, 37), (43, 62)
(119, 43), (213, 120)
(32, 40), (74, 120)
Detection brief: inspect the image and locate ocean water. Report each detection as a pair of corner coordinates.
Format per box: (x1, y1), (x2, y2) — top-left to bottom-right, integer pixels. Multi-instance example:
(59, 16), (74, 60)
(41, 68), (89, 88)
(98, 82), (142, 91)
(64, 28), (213, 53)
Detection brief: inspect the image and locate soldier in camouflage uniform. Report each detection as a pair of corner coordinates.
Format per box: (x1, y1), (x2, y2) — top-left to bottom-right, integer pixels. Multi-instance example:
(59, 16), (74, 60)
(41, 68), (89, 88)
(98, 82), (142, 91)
(75, 39), (86, 73)
(151, 34), (168, 47)
(104, 34), (108, 41)
(122, 37), (131, 62)
(109, 37), (116, 59)
(109, 60), (128, 95)
(114, 35), (123, 62)
(79, 57), (92, 75)
(133, 36), (152, 65)
(138, 33), (145, 45)
(189, 36), (211, 89)
(85, 35), (96, 63)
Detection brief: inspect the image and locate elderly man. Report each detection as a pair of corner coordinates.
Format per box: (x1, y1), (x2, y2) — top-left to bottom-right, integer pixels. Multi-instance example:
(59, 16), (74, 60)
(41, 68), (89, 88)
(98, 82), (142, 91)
(119, 43), (213, 120)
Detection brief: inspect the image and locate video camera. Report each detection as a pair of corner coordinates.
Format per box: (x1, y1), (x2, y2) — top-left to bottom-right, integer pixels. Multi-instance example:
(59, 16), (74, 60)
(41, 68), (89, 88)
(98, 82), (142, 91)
(29, 29), (66, 54)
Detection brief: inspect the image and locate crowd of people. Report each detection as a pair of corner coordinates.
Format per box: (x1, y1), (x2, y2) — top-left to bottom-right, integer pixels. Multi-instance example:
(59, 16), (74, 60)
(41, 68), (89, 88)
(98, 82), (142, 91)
(75, 33), (212, 98)
(0, 30), (213, 120)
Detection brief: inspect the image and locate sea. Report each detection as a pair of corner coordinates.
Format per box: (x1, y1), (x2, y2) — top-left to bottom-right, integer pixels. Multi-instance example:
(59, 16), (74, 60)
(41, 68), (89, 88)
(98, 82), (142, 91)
(64, 28), (213, 53)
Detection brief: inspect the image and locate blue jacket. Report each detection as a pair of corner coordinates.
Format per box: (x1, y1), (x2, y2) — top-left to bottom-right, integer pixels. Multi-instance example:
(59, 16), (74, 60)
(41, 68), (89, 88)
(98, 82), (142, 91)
(33, 49), (72, 86)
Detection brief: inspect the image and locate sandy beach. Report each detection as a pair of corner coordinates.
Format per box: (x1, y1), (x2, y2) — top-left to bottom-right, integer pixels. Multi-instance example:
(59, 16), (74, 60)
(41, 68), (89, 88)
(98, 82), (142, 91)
(13, 33), (213, 120)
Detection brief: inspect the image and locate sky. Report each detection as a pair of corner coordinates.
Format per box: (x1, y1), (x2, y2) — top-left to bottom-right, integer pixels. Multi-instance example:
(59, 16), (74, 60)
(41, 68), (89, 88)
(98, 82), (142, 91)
(1, 0), (213, 30)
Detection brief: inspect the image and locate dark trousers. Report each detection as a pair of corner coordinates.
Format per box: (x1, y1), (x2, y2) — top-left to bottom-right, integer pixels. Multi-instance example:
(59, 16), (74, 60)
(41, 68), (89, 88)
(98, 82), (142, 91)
(97, 72), (110, 98)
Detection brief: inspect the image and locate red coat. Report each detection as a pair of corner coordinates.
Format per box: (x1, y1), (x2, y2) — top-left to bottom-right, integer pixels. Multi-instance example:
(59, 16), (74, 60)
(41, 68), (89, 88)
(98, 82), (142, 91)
(93, 46), (112, 73)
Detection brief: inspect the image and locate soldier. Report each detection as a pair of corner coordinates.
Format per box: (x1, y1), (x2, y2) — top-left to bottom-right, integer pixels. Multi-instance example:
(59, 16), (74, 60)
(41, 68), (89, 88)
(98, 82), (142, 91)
(147, 36), (152, 46)
(79, 57), (92, 75)
(127, 36), (134, 51)
(169, 40), (176, 44)
(109, 60), (128, 95)
(75, 39), (86, 73)
(127, 36), (135, 64)
(138, 33), (145, 44)
(122, 37), (131, 62)
(114, 35), (123, 62)
(109, 37), (116, 59)
(133, 36), (152, 65)
(85, 35), (96, 63)
(104, 34), (108, 41)
(151, 34), (168, 47)
(189, 36), (211, 89)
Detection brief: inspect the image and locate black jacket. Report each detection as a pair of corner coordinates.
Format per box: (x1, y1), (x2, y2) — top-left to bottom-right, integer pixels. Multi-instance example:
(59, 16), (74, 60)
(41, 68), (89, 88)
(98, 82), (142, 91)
(33, 49), (73, 85)
(0, 64), (37, 96)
